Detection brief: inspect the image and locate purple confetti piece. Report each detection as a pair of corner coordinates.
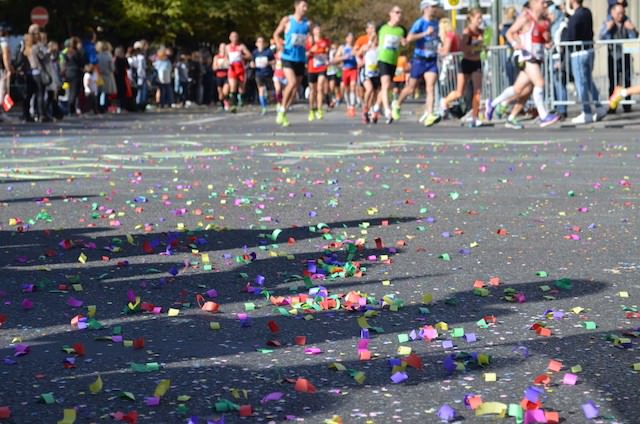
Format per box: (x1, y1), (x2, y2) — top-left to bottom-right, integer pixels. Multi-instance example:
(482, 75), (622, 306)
(437, 404), (456, 422)
(582, 401), (599, 419)
(261, 391), (284, 404)
(390, 371), (408, 384)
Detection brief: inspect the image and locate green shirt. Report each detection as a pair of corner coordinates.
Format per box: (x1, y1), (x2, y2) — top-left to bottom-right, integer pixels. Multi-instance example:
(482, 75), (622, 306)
(377, 23), (407, 65)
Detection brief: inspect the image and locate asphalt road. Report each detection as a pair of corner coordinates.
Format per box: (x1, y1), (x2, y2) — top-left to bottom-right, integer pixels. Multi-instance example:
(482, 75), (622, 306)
(0, 105), (639, 424)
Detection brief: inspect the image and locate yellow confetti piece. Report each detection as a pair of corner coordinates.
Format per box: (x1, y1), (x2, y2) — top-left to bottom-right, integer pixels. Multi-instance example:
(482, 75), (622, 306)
(126, 234), (135, 245)
(154, 379), (171, 398)
(571, 307), (584, 314)
(571, 365), (583, 373)
(619, 291), (629, 298)
(167, 308), (180, 317)
(353, 371), (366, 384)
(72, 284), (83, 292)
(177, 395), (191, 402)
(422, 293), (433, 304)
(435, 321), (449, 331)
(475, 402), (507, 417)
(78, 253), (87, 264)
(9, 218), (17, 226)
(87, 305), (96, 318)
(201, 253), (210, 263)
(382, 280), (391, 286)
(484, 372), (497, 382)
(633, 363), (640, 371)
(57, 408), (76, 424)
(357, 317), (370, 329)
(329, 363), (347, 371)
(397, 346), (412, 356)
(89, 375), (103, 394)
(209, 322), (220, 330)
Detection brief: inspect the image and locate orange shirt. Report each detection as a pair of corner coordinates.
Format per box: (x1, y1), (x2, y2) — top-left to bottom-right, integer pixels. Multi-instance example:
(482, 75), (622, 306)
(393, 55), (408, 83)
(354, 34), (370, 58)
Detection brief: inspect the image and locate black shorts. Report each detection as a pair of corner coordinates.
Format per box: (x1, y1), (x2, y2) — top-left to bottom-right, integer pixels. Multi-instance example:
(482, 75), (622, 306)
(255, 74), (272, 87)
(365, 76), (381, 90)
(461, 59), (482, 75)
(327, 74), (339, 83)
(393, 81), (405, 90)
(378, 61), (397, 77)
(308, 71), (326, 84)
(216, 76), (228, 87)
(282, 60), (306, 77)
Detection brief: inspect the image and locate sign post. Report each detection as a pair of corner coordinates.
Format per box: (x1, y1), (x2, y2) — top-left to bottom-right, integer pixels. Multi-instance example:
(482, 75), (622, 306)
(30, 6), (49, 28)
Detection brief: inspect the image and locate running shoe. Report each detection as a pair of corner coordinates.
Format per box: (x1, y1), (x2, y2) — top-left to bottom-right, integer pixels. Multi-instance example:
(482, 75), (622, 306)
(281, 114), (290, 127)
(495, 103), (508, 119)
(505, 117), (524, 129)
(308, 110), (315, 122)
(315, 109), (324, 120)
(371, 111), (379, 124)
(467, 118), (483, 128)
(347, 106), (356, 117)
(384, 110), (393, 124)
(362, 111), (370, 124)
(230, 105), (237, 113)
(391, 101), (401, 121)
(424, 113), (441, 127)
(485, 98), (495, 121)
(223, 100), (230, 111)
(539, 113), (560, 128)
(276, 111), (284, 125)
(418, 111), (429, 123)
(609, 86), (623, 111)
(260, 107), (267, 115)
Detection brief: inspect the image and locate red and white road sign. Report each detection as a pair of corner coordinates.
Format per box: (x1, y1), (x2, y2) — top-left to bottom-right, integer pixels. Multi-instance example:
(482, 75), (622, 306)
(30, 6), (49, 27)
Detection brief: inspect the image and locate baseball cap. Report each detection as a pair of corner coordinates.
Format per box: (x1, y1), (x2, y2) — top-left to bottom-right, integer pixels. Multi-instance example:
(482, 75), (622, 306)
(420, 0), (439, 10)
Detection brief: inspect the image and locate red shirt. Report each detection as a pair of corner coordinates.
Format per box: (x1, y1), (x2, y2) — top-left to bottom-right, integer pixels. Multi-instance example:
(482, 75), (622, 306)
(306, 37), (331, 73)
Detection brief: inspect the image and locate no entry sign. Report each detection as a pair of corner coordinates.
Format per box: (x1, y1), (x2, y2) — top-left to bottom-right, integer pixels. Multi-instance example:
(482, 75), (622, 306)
(31, 6), (49, 27)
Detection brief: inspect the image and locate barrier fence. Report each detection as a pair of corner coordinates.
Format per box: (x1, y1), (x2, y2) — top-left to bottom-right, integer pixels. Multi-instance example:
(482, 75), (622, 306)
(436, 38), (640, 114)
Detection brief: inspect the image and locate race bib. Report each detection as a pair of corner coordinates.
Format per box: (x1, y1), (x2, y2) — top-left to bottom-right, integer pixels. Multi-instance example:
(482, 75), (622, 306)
(291, 33), (307, 47)
(228, 51), (242, 63)
(255, 56), (269, 68)
(383, 35), (401, 50)
(313, 54), (328, 68)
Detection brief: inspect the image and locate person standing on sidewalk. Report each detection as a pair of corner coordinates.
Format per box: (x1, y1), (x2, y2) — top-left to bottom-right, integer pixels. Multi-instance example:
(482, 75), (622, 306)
(0, 23), (13, 121)
(599, 3), (637, 113)
(566, 0), (606, 124)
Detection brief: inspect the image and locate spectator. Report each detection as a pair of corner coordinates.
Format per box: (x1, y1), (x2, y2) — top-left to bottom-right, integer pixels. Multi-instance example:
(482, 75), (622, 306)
(23, 25), (52, 122)
(45, 39), (64, 120)
(83, 29), (98, 65)
(153, 48), (172, 108)
(61, 37), (85, 116)
(174, 53), (189, 107)
(113, 46), (132, 112)
(566, 0), (606, 124)
(96, 41), (117, 112)
(188, 51), (203, 105)
(0, 23), (13, 121)
(600, 3), (637, 113)
(549, 0), (568, 118)
(499, 7), (517, 85)
(83, 63), (98, 113)
(131, 41), (148, 111)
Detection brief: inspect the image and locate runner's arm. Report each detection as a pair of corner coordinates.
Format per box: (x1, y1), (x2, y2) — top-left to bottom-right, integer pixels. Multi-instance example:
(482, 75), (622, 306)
(273, 16), (289, 47)
(506, 14), (527, 50)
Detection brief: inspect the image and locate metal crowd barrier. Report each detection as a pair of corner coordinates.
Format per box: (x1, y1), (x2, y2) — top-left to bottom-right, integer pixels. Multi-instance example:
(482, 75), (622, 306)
(545, 39), (640, 110)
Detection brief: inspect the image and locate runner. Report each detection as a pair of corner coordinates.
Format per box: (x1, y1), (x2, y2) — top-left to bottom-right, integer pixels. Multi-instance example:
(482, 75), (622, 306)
(610, 84), (640, 110)
(272, 47), (288, 112)
(334, 33), (358, 116)
(362, 34), (381, 124)
(306, 25), (330, 121)
(213, 43), (230, 110)
(371, 5), (407, 124)
(273, 0), (310, 127)
(326, 42), (340, 109)
(392, 54), (408, 102)
(440, 8), (484, 127)
(225, 32), (252, 113)
(354, 22), (377, 108)
(252, 36), (275, 115)
(392, 0), (441, 127)
(486, 0), (560, 128)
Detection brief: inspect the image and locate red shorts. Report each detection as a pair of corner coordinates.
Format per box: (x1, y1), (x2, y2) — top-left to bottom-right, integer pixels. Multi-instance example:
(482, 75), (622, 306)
(228, 63), (245, 82)
(342, 68), (357, 87)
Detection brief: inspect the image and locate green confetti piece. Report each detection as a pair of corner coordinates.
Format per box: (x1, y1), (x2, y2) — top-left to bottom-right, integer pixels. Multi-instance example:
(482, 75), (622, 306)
(119, 391), (136, 401)
(583, 321), (597, 330)
(536, 271), (548, 277)
(449, 192), (459, 200)
(439, 253), (450, 261)
(452, 328), (465, 338)
(397, 334), (409, 343)
(40, 392), (55, 404)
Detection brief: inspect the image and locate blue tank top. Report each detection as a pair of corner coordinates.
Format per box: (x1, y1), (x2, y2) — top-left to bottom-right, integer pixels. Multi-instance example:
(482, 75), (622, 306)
(282, 15), (309, 63)
(342, 45), (357, 69)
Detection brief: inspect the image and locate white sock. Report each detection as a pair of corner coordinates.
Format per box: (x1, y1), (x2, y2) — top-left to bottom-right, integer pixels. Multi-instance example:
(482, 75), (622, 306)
(532, 86), (548, 119)
(349, 92), (356, 107)
(372, 104), (380, 113)
(492, 86), (515, 108)
(621, 89), (628, 97)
